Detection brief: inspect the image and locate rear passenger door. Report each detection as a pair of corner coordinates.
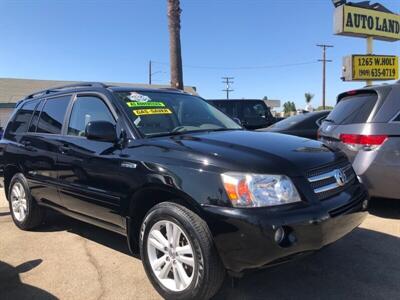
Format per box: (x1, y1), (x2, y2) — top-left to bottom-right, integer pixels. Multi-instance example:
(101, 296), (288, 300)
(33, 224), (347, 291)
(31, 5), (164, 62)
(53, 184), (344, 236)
(20, 95), (71, 207)
(57, 93), (126, 228)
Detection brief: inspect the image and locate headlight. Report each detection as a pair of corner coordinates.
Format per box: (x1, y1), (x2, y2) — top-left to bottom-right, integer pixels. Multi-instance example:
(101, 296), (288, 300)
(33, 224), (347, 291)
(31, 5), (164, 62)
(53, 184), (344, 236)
(221, 172), (301, 207)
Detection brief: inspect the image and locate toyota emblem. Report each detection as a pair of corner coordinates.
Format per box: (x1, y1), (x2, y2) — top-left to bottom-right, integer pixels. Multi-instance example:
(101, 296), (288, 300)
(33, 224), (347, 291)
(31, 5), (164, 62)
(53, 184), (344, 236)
(334, 169), (347, 186)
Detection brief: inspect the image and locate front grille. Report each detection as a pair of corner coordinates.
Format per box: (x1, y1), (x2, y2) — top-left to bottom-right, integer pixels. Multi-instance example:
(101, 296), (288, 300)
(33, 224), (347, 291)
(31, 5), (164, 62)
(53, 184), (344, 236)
(306, 160), (356, 200)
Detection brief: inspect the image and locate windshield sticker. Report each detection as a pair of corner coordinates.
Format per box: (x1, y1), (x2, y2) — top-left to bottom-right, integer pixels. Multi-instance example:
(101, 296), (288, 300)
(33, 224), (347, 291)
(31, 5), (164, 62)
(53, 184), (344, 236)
(134, 116), (141, 126)
(126, 92), (152, 102)
(126, 101), (165, 108)
(133, 108), (172, 116)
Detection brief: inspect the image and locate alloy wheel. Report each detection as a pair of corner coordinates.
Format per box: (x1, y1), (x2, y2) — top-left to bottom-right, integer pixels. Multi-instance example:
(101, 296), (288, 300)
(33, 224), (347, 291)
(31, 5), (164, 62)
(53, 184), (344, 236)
(146, 220), (196, 292)
(10, 182), (28, 222)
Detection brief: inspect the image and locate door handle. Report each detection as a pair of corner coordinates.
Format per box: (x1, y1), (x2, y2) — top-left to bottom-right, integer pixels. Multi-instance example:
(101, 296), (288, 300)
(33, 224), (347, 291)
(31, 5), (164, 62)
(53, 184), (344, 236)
(21, 140), (34, 151)
(59, 144), (70, 153)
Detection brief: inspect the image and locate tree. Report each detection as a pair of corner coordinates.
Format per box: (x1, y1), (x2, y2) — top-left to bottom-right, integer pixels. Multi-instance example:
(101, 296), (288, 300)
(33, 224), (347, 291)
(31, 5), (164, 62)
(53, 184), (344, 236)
(316, 105), (333, 111)
(263, 96), (268, 100)
(283, 101), (296, 116)
(304, 92), (314, 104)
(167, 0), (184, 90)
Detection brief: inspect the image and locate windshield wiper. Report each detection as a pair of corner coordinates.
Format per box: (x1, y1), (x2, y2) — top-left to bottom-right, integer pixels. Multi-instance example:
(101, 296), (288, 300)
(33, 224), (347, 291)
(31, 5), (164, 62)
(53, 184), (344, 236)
(147, 128), (242, 138)
(147, 131), (190, 138)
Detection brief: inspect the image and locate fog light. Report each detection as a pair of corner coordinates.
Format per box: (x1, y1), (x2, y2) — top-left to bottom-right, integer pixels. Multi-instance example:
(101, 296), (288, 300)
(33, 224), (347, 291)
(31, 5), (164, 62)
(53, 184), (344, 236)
(274, 227), (285, 244)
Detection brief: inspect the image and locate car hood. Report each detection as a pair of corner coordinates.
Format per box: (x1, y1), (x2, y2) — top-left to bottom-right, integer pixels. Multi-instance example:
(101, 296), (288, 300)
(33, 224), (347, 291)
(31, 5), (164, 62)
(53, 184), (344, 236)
(142, 131), (344, 176)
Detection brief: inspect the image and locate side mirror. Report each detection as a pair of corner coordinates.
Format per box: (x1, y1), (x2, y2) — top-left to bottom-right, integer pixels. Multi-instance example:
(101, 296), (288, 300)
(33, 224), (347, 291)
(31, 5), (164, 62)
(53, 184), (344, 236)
(85, 121), (117, 143)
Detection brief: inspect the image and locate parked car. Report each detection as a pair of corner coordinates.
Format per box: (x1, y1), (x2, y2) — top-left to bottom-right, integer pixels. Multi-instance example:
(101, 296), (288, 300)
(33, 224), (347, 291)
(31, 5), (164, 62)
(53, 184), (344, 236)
(1, 83), (368, 300)
(260, 111), (330, 140)
(319, 82), (400, 200)
(207, 99), (276, 129)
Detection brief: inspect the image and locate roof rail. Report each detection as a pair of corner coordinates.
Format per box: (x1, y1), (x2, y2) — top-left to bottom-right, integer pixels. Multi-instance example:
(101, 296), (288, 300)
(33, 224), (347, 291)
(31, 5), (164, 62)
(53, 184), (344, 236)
(24, 82), (108, 100)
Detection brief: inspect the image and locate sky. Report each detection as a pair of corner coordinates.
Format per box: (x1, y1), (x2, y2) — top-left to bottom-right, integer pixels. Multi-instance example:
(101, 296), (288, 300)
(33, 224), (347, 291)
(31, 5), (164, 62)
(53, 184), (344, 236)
(0, 0), (399, 110)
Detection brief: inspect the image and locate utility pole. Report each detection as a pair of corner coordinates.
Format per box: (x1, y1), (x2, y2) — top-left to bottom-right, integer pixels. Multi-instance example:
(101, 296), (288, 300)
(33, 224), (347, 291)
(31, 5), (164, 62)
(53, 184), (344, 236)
(167, 0), (184, 90)
(222, 77), (234, 99)
(148, 60), (152, 85)
(317, 44), (333, 110)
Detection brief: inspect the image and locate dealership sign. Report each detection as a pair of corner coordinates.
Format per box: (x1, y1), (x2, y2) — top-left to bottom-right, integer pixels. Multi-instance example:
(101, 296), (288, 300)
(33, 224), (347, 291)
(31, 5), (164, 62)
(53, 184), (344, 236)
(342, 55), (398, 81)
(334, 5), (400, 41)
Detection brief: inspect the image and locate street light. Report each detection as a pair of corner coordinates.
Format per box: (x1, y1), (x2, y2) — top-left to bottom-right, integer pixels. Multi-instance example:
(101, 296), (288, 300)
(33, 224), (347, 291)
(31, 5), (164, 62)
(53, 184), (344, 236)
(332, 0), (347, 7)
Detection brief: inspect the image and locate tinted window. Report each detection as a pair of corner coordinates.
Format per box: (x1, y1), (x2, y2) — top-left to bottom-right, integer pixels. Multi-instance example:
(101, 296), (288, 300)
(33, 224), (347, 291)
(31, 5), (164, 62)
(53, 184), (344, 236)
(68, 96), (115, 137)
(211, 101), (237, 118)
(240, 100), (273, 127)
(326, 93), (377, 125)
(5, 99), (39, 138)
(37, 96), (70, 134)
(268, 113), (310, 130)
(393, 112), (400, 122)
(28, 100), (44, 132)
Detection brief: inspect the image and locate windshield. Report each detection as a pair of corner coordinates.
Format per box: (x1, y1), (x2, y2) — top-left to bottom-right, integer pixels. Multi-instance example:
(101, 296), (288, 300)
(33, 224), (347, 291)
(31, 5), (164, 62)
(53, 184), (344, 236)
(268, 113), (309, 130)
(115, 91), (242, 137)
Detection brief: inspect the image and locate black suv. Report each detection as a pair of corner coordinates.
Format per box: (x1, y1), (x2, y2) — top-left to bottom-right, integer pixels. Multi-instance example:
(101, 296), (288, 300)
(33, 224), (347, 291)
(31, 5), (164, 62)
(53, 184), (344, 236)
(0, 83), (368, 300)
(207, 99), (277, 129)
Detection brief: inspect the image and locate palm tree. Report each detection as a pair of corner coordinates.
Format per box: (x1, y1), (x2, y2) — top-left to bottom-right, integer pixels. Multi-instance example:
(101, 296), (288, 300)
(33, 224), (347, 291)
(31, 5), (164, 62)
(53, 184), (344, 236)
(167, 0), (184, 90)
(304, 92), (314, 105)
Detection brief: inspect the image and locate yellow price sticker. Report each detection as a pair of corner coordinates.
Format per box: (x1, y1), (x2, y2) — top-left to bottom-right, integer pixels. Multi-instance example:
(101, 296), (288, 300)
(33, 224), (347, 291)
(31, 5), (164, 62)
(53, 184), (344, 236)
(133, 108), (172, 116)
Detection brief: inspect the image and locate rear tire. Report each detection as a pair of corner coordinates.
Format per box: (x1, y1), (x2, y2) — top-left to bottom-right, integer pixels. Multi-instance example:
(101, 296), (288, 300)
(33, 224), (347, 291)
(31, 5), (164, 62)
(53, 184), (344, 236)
(8, 173), (45, 230)
(139, 202), (225, 300)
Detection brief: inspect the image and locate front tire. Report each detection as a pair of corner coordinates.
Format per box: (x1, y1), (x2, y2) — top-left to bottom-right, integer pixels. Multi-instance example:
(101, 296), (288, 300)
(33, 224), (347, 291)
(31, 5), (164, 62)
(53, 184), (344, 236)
(139, 202), (225, 300)
(8, 173), (45, 230)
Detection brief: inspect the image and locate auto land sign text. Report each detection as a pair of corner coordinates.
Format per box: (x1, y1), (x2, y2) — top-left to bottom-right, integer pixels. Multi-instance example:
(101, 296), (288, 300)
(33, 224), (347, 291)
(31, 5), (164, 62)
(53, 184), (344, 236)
(334, 5), (400, 41)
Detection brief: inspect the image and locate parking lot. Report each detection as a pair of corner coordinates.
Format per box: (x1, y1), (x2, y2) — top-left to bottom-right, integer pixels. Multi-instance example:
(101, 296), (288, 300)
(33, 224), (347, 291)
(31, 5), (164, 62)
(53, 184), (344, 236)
(0, 189), (399, 300)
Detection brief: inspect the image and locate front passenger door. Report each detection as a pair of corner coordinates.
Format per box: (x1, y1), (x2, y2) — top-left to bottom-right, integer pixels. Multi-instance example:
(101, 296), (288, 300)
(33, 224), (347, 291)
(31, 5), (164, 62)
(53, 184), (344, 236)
(57, 94), (127, 228)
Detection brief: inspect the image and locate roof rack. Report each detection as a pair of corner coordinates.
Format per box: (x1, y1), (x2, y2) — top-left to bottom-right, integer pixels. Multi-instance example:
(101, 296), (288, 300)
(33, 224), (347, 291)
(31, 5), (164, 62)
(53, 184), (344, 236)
(24, 82), (108, 100)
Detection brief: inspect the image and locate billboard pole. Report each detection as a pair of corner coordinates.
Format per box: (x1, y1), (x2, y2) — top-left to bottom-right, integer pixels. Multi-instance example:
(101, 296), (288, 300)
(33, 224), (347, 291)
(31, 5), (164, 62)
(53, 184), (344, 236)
(366, 37), (373, 86)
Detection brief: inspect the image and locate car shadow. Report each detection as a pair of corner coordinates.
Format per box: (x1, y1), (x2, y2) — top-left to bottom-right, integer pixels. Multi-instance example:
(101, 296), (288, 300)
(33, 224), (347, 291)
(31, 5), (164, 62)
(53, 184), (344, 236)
(21, 210), (400, 299)
(37, 210), (132, 256)
(0, 259), (58, 299)
(368, 197), (400, 220)
(213, 228), (400, 300)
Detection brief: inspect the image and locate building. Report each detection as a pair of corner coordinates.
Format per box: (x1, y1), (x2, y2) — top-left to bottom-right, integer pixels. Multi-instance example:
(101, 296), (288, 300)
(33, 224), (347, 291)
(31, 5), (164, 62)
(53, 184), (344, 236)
(0, 78), (197, 128)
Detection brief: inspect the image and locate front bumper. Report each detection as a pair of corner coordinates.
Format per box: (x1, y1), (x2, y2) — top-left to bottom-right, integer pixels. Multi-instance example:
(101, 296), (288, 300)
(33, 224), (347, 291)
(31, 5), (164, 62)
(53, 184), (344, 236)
(203, 183), (368, 273)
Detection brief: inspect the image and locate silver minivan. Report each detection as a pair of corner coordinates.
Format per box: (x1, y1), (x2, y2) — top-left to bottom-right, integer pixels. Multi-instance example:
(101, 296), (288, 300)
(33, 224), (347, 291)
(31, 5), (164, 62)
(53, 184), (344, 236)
(319, 82), (400, 200)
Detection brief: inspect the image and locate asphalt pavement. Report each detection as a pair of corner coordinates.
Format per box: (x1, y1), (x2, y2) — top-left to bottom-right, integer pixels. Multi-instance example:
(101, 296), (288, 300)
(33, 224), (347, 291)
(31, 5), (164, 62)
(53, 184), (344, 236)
(0, 189), (399, 300)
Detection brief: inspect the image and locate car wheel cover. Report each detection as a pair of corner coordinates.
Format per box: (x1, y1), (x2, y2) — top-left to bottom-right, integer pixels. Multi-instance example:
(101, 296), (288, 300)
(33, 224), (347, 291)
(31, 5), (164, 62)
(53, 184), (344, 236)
(146, 220), (196, 292)
(10, 182), (28, 222)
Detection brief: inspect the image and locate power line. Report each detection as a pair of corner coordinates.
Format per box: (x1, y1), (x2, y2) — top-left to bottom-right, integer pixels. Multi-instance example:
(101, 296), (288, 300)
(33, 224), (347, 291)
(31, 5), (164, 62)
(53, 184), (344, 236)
(222, 77), (234, 99)
(317, 44), (333, 110)
(151, 60), (318, 70)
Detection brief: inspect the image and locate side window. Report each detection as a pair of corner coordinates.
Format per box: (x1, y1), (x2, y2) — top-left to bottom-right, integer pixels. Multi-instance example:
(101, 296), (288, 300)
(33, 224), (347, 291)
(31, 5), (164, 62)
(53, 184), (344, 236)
(37, 96), (70, 134)
(393, 112), (400, 122)
(28, 100), (44, 132)
(67, 96), (115, 137)
(4, 99), (39, 139)
(214, 102), (235, 117)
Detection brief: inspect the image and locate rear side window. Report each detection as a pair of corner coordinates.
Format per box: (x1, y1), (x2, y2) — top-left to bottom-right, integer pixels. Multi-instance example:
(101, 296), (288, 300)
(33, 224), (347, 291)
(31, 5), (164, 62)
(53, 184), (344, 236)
(28, 100), (44, 132)
(326, 93), (377, 125)
(393, 112), (400, 122)
(37, 96), (70, 134)
(5, 99), (39, 138)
